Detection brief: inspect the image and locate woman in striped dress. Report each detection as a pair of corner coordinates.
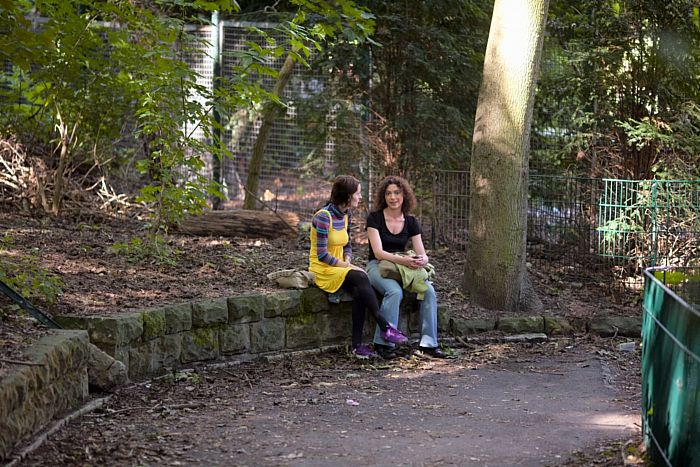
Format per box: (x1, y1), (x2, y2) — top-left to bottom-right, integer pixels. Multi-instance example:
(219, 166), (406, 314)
(309, 175), (408, 359)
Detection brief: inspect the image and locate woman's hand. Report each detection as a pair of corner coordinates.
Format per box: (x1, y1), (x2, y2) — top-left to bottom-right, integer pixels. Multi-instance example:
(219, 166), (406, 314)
(401, 254), (422, 269)
(405, 254), (428, 269)
(341, 257), (366, 274)
(413, 254), (429, 267)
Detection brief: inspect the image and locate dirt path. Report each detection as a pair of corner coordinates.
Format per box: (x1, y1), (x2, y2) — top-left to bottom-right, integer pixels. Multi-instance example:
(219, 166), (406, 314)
(17, 337), (641, 466)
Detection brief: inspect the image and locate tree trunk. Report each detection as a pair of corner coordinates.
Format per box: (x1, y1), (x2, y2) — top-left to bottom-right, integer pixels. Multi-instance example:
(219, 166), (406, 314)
(177, 209), (299, 239)
(51, 108), (74, 216)
(243, 52), (296, 210)
(464, 0), (549, 312)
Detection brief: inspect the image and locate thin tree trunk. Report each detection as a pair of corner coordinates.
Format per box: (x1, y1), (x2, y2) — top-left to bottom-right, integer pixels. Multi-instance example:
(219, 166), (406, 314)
(243, 52), (296, 210)
(464, 0), (549, 312)
(51, 109), (74, 216)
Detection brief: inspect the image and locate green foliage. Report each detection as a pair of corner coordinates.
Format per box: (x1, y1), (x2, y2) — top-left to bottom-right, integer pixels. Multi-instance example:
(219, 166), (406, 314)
(295, 0), (492, 180)
(110, 234), (182, 266)
(535, 0), (700, 179)
(0, 235), (64, 305)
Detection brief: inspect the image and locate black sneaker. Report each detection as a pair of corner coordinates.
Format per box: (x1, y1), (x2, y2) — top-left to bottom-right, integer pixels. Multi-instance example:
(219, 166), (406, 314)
(374, 344), (399, 360)
(416, 346), (453, 359)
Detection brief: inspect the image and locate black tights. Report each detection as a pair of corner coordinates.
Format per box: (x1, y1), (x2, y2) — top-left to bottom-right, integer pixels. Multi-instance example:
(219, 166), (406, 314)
(341, 270), (390, 347)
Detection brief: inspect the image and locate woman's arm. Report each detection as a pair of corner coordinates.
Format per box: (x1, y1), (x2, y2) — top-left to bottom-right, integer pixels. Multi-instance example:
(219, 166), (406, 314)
(367, 227), (420, 268)
(313, 211), (342, 266)
(409, 234), (429, 267)
(343, 211), (353, 263)
(313, 211), (358, 270)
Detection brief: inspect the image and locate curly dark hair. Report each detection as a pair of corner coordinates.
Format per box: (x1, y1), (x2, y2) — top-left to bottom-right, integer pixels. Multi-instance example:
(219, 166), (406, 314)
(372, 175), (416, 214)
(329, 175), (360, 207)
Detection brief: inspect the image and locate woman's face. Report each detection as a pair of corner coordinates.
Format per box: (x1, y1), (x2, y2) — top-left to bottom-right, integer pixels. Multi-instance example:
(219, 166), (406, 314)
(384, 183), (403, 210)
(349, 184), (362, 208)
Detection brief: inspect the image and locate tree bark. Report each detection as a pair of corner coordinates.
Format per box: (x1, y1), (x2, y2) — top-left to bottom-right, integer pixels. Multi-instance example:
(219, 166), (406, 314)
(177, 209), (299, 239)
(243, 52), (296, 210)
(464, 0), (549, 312)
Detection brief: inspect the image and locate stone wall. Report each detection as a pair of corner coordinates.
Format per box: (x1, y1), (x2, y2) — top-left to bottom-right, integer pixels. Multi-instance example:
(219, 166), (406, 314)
(1, 285), (642, 460)
(0, 330), (90, 460)
(55, 287), (451, 380)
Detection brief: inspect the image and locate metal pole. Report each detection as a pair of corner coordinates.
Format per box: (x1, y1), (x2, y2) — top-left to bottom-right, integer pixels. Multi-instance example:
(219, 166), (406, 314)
(211, 11), (223, 210)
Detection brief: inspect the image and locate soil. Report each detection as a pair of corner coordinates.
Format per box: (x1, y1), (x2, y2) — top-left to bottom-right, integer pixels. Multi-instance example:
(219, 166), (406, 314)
(1, 207), (646, 465)
(0, 207), (638, 375)
(16, 335), (644, 466)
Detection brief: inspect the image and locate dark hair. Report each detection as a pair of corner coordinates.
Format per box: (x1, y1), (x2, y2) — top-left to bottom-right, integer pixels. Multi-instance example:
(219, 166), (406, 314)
(373, 175), (416, 214)
(329, 175), (360, 207)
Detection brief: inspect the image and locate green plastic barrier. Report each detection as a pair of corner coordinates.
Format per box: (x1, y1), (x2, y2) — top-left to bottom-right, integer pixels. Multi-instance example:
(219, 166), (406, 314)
(642, 267), (700, 466)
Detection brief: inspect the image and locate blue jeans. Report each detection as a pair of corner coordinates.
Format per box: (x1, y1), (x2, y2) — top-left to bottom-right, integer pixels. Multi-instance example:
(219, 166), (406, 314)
(367, 259), (438, 348)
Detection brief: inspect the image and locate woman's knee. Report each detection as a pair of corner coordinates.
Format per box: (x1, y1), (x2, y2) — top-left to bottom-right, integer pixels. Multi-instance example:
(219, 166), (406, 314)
(424, 282), (437, 301)
(384, 282), (404, 299)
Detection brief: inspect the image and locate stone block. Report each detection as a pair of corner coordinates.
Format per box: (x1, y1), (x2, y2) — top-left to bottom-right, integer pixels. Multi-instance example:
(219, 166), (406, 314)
(128, 341), (154, 377)
(86, 343), (128, 391)
(128, 334), (182, 377)
(97, 345), (130, 371)
(228, 294), (264, 323)
(192, 299), (228, 327)
(450, 317), (497, 335)
(113, 345), (129, 368)
(498, 316), (544, 334)
(264, 290), (302, 318)
(23, 330), (89, 386)
(159, 334), (183, 367)
(54, 315), (90, 331)
(544, 316), (574, 335)
(163, 303), (193, 334)
(58, 314), (143, 346)
(128, 335), (182, 377)
(250, 319), (285, 354)
(589, 316), (642, 337)
(300, 287), (330, 313)
(569, 317), (589, 333)
(140, 308), (167, 341)
(0, 332), (89, 460)
(219, 324), (249, 354)
(181, 328), (220, 363)
(437, 305), (451, 332)
(0, 371), (29, 422)
(286, 317), (321, 349)
(318, 311), (353, 345)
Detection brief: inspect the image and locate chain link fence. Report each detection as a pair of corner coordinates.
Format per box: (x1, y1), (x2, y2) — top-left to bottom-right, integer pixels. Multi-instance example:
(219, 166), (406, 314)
(430, 170), (700, 288)
(183, 21), (347, 221)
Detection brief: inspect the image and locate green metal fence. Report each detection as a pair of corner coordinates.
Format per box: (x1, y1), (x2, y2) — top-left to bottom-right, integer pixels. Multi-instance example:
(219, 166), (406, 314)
(432, 172), (700, 285)
(642, 266), (700, 466)
(598, 179), (700, 270)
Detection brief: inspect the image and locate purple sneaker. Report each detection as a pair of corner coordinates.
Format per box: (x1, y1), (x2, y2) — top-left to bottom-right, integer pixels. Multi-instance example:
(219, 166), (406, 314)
(380, 325), (408, 345)
(351, 344), (378, 360)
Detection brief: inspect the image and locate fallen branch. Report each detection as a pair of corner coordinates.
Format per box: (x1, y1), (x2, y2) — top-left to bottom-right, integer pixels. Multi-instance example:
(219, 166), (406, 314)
(178, 209), (299, 239)
(107, 401), (208, 415)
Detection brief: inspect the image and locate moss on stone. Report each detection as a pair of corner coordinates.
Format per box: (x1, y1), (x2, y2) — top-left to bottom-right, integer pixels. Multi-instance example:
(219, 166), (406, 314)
(287, 310), (315, 326)
(141, 310), (166, 341)
(192, 327), (218, 348)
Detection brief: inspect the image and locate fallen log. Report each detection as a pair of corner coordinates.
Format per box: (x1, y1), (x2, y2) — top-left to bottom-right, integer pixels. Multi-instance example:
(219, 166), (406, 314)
(177, 209), (299, 239)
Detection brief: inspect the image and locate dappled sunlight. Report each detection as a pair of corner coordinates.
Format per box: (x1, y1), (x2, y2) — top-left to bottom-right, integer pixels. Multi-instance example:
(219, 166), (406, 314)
(556, 410), (640, 431)
(383, 360), (466, 380)
(381, 344), (518, 381)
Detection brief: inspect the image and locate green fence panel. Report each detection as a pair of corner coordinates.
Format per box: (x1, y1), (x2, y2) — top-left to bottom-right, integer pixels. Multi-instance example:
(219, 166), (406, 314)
(642, 267), (700, 466)
(598, 179), (700, 268)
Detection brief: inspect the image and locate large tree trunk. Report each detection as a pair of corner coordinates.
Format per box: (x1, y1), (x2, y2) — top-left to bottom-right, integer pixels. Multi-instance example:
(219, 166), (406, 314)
(464, 0), (549, 312)
(178, 209), (299, 239)
(243, 52), (296, 210)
